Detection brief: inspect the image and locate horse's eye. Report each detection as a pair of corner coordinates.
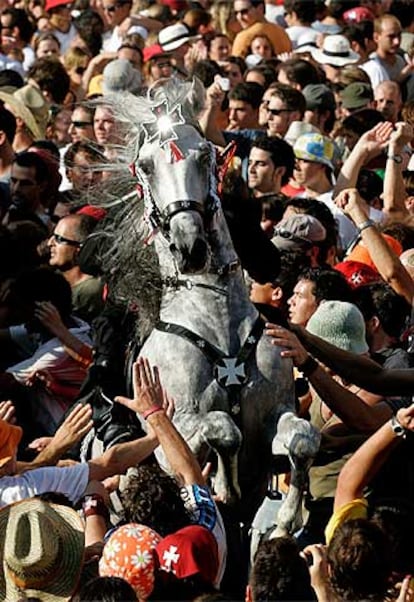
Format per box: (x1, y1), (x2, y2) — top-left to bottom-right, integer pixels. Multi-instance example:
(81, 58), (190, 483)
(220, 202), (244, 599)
(137, 158), (153, 175)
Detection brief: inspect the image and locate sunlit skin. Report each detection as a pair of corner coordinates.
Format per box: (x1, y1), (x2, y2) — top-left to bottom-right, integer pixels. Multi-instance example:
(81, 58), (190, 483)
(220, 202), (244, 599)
(266, 96), (297, 137)
(258, 86), (276, 126)
(67, 151), (102, 191)
(148, 56), (174, 83)
(293, 158), (325, 189)
(36, 38), (60, 58)
(250, 35), (273, 58)
(209, 35), (231, 62)
(234, 0), (257, 30)
(102, 0), (131, 28)
(69, 107), (95, 143)
(288, 279), (318, 325)
(48, 216), (82, 270)
(221, 61), (244, 88)
(374, 16), (402, 58)
(228, 99), (258, 130)
(93, 106), (115, 145)
(248, 147), (278, 194)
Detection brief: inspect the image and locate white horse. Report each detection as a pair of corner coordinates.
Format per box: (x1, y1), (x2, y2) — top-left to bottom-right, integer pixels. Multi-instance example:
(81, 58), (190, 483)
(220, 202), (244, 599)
(101, 80), (320, 532)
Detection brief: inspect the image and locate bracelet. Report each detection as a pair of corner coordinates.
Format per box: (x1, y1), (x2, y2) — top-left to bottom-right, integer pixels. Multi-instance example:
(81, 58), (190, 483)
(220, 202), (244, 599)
(82, 494), (109, 521)
(357, 219), (375, 233)
(387, 153), (402, 164)
(142, 405), (164, 420)
(298, 356), (318, 378)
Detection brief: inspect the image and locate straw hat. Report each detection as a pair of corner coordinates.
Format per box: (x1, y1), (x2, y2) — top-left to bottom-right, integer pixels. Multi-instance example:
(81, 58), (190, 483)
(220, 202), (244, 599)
(0, 84), (49, 139)
(0, 498), (84, 601)
(0, 421), (22, 469)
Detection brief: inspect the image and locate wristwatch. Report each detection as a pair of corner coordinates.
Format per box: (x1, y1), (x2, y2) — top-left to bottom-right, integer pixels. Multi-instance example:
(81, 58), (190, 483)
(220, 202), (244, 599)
(387, 153), (402, 164)
(391, 415), (407, 438)
(357, 219), (374, 233)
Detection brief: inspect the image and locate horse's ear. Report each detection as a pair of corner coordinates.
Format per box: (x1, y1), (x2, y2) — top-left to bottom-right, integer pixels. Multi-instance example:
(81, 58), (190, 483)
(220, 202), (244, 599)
(185, 77), (206, 116)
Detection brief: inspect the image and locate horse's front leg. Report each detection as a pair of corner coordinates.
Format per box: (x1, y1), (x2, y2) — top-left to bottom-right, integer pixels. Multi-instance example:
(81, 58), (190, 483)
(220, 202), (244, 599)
(199, 410), (242, 505)
(271, 412), (320, 536)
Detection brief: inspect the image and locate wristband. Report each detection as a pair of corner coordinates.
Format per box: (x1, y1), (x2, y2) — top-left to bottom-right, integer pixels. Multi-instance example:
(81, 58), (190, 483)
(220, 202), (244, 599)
(387, 153), (402, 164)
(298, 356), (318, 378)
(82, 494), (109, 521)
(390, 415), (407, 439)
(357, 219), (375, 233)
(142, 405), (164, 420)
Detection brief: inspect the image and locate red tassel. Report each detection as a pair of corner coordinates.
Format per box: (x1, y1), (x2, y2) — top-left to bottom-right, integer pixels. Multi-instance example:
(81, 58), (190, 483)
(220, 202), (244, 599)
(170, 141), (184, 162)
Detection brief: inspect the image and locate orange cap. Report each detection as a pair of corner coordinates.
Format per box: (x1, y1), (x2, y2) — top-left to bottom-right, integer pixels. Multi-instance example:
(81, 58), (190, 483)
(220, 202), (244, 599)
(0, 421), (22, 468)
(347, 234), (403, 270)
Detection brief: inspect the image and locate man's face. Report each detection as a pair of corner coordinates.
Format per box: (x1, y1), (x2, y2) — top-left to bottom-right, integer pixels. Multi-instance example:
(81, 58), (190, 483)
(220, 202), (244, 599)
(103, 0), (130, 27)
(10, 164), (42, 212)
(248, 147), (276, 193)
(118, 46), (142, 70)
(234, 0), (258, 29)
(288, 279), (318, 325)
(374, 18), (401, 55)
(69, 107), (95, 143)
(293, 157), (324, 188)
(374, 86), (402, 122)
(48, 216), (82, 270)
(222, 62), (244, 88)
(94, 106), (115, 145)
(209, 36), (231, 62)
(0, 14), (18, 52)
(258, 87), (274, 126)
(50, 6), (72, 33)
(68, 151), (102, 191)
(266, 95), (297, 137)
(228, 99), (257, 130)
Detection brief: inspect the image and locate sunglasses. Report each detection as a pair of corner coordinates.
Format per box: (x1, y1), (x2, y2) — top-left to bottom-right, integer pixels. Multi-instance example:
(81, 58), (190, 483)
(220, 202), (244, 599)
(51, 233), (82, 247)
(267, 108), (292, 116)
(71, 120), (93, 128)
(235, 7), (250, 15)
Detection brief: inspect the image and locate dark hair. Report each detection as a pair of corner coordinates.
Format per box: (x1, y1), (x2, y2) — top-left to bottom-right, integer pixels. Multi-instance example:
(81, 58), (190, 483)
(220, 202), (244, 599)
(80, 576), (138, 601)
(245, 64), (277, 89)
(60, 212), (99, 240)
(30, 139), (60, 161)
(191, 59), (223, 88)
(250, 536), (316, 601)
(328, 518), (392, 601)
(381, 222), (414, 250)
(343, 22), (374, 51)
(13, 151), (49, 183)
(269, 83), (306, 116)
(74, 10), (104, 56)
(0, 68), (24, 90)
(341, 108), (385, 137)
(283, 0), (316, 24)
(299, 267), (353, 304)
(357, 169), (383, 204)
(120, 463), (192, 536)
(389, 0), (414, 28)
(28, 58), (70, 104)
(277, 57), (320, 89)
(10, 266), (73, 321)
(261, 193), (287, 223)
(64, 141), (105, 170)
(251, 135), (295, 184)
(33, 31), (61, 54)
(274, 249), (311, 302)
(355, 282), (410, 338)
(283, 197), (338, 263)
(223, 55), (247, 76)
(0, 106), (16, 145)
(1, 7), (34, 43)
(229, 82), (264, 109)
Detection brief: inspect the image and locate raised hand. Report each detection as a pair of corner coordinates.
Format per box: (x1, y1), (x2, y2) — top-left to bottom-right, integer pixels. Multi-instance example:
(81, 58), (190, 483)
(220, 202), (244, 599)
(48, 403), (93, 454)
(115, 357), (165, 416)
(265, 323), (309, 366)
(335, 188), (369, 223)
(0, 400), (16, 424)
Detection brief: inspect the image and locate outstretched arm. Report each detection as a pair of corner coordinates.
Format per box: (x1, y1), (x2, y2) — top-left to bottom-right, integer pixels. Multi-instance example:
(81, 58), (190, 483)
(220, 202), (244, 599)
(334, 403), (414, 510)
(199, 77), (227, 148)
(383, 122), (413, 218)
(292, 324), (414, 397)
(115, 358), (205, 486)
(265, 324), (391, 432)
(336, 188), (414, 304)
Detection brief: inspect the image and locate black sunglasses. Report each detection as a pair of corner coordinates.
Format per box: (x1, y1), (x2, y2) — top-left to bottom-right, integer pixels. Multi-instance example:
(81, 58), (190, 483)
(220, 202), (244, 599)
(235, 7), (250, 15)
(71, 120), (93, 128)
(51, 233), (82, 247)
(267, 108), (292, 116)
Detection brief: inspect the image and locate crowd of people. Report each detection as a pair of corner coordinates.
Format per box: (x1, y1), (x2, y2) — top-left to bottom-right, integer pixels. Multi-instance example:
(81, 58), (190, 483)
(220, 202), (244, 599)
(1, 0), (414, 599)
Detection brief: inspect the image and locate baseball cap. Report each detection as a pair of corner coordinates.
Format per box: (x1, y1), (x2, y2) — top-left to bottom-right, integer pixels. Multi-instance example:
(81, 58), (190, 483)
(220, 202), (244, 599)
(303, 84), (336, 112)
(45, 0), (73, 11)
(294, 132), (335, 170)
(143, 44), (171, 62)
(335, 260), (380, 289)
(271, 214), (326, 251)
(343, 6), (375, 23)
(102, 58), (142, 95)
(340, 82), (373, 110)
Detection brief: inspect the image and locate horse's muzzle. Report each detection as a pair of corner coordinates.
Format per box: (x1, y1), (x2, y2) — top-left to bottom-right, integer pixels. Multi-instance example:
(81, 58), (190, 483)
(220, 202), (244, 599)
(170, 237), (209, 273)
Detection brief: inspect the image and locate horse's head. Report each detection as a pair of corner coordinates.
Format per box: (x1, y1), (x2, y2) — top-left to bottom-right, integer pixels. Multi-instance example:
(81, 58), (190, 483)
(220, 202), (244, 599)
(136, 112), (215, 274)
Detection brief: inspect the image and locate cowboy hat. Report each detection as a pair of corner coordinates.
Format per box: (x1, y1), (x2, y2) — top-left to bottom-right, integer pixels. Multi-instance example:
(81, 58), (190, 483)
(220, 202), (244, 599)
(0, 498), (84, 601)
(0, 84), (49, 139)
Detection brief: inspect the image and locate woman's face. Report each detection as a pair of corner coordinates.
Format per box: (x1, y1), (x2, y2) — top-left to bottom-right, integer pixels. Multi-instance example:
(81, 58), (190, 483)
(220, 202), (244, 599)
(251, 36), (273, 58)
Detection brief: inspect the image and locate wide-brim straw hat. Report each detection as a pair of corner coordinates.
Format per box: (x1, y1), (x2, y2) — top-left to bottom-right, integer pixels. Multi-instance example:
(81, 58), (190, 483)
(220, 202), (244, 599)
(0, 84), (48, 140)
(0, 498), (84, 601)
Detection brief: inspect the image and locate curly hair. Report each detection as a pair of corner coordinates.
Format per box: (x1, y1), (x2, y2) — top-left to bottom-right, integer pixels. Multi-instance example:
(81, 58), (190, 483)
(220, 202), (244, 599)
(120, 463), (192, 536)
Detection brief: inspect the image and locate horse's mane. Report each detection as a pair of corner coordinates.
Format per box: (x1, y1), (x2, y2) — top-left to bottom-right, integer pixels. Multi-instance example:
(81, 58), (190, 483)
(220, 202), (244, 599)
(87, 79), (206, 341)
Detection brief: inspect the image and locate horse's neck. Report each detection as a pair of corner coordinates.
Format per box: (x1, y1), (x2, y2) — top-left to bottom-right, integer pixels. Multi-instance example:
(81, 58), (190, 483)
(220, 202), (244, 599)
(155, 208), (258, 355)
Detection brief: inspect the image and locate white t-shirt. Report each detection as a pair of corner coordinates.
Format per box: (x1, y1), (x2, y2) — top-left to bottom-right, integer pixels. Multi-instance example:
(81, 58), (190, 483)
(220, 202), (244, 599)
(0, 462), (89, 508)
(286, 25), (317, 49)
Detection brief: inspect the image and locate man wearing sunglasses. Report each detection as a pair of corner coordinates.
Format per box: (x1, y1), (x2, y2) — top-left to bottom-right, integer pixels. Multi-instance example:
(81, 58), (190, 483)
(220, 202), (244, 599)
(232, 0), (291, 58)
(102, 0), (132, 53)
(48, 213), (104, 323)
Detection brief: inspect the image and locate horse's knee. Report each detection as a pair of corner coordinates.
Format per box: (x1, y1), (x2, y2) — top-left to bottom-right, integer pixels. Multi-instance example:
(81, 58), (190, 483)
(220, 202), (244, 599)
(200, 410), (242, 454)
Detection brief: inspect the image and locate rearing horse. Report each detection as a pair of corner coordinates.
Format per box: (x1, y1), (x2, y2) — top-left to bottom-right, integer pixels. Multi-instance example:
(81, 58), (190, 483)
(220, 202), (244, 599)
(102, 80), (320, 531)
